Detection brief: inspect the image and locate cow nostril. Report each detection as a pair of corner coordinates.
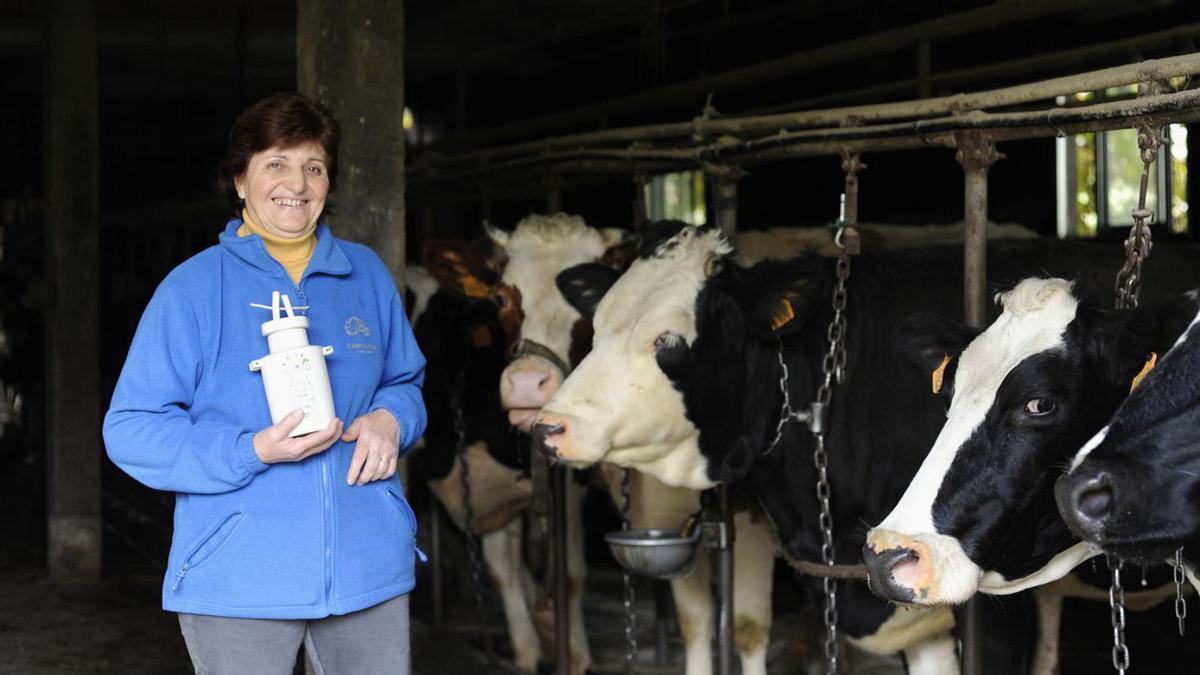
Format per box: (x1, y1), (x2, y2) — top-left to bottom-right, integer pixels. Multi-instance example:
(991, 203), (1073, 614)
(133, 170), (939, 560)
(530, 421), (566, 457)
(1078, 484), (1113, 519)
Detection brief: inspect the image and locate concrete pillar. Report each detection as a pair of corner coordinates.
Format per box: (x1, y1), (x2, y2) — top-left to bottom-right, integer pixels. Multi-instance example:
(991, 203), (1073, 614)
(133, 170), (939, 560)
(297, 0), (406, 285)
(44, 0), (102, 582)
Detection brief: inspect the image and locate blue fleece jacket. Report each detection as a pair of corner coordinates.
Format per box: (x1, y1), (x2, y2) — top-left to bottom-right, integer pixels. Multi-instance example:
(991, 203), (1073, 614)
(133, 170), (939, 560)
(103, 220), (427, 619)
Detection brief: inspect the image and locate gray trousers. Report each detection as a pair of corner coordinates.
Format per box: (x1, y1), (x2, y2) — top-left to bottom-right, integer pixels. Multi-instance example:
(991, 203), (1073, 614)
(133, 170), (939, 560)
(178, 594), (410, 675)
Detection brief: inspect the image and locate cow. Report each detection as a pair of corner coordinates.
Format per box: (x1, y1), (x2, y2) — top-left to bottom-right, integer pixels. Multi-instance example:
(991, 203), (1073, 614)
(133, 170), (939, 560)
(424, 213), (780, 675)
(861, 265), (1200, 672)
(405, 265), (546, 671)
(528, 221), (1016, 673)
(1057, 298), (1200, 581)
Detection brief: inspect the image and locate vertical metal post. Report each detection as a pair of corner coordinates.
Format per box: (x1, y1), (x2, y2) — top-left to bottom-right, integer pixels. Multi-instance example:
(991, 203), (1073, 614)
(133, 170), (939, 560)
(955, 132), (1002, 675)
(633, 174), (649, 228)
(707, 165), (743, 235)
(552, 463), (571, 675)
(956, 133), (1003, 329)
(716, 484), (735, 675)
(654, 580), (672, 665)
(430, 501), (445, 629)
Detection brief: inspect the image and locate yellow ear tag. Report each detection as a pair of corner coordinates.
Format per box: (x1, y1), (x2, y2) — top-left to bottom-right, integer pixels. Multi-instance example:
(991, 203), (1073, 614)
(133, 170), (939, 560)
(471, 324), (492, 348)
(1130, 352), (1158, 392)
(931, 354), (952, 394)
(771, 299), (796, 331)
(462, 275), (490, 299)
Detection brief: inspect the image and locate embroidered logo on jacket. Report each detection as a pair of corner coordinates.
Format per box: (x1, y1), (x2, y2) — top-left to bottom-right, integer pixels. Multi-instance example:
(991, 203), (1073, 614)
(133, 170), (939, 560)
(343, 316), (378, 354)
(344, 316), (370, 337)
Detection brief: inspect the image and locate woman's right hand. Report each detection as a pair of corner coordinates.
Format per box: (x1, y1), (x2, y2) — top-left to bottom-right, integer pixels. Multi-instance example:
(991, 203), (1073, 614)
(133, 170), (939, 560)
(253, 410), (343, 464)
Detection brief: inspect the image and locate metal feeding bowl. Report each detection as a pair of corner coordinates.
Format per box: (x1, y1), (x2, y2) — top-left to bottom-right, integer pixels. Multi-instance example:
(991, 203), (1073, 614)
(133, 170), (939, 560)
(605, 528), (701, 579)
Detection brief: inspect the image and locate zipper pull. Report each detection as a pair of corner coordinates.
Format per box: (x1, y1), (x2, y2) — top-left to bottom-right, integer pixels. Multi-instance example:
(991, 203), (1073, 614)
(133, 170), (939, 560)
(415, 546), (428, 564)
(171, 564), (191, 592)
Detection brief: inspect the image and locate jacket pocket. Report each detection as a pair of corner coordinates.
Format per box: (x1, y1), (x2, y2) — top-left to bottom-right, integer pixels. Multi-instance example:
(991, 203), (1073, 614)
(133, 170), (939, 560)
(385, 488), (417, 535)
(171, 510), (244, 591)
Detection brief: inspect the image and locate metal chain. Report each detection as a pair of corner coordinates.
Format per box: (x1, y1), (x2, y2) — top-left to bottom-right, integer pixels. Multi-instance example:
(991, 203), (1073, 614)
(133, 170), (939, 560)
(1108, 555), (1130, 674)
(454, 379), (496, 663)
(811, 246), (851, 675)
(620, 469), (639, 673)
(1175, 548), (1188, 637)
(1113, 122), (1162, 310)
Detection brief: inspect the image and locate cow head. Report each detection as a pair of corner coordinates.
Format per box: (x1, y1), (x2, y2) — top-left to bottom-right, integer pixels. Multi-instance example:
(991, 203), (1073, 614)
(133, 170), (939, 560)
(865, 278), (1196, 605)
(1057, 303), (1200, 563)
(423, 213), (631, 432)
(532, 220), (823, 489)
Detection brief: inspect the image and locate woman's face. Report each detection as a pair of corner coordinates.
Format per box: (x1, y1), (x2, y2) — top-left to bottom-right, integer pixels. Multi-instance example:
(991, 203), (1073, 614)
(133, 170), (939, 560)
(235, 142), (330, 238)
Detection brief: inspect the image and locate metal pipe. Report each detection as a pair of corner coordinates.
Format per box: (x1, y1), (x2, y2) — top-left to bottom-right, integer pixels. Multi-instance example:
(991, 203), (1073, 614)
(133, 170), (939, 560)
(546, 177), (562, 213)
(955, 132), (1001, 675)
(411, 87), (1200, 186)
(431, 500), (444, 629)
(416, 52), (1200, 169)
(716, 484), (734, 675)
(956, 133), (1002, 328)
(552, 464), (570, 675)
(654, 580), (671, 665)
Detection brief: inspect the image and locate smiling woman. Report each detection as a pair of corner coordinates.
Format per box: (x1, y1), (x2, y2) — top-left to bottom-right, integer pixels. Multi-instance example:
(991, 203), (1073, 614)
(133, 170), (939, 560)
(103, 92), (427, 675)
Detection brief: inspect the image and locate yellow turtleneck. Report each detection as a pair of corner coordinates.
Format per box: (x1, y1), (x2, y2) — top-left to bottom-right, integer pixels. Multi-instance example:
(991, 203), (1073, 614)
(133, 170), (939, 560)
(237, 210), (316, 285)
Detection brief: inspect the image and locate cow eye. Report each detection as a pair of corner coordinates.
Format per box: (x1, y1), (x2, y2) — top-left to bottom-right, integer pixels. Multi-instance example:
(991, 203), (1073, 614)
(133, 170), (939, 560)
(492, 292), (507, 309)
(653, 332), (685, 350)
(1025, 397), (1055, 416)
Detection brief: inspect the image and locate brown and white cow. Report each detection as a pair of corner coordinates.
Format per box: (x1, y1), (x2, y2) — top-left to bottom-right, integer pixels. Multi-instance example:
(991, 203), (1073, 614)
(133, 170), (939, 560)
(425, 213), (779, 675)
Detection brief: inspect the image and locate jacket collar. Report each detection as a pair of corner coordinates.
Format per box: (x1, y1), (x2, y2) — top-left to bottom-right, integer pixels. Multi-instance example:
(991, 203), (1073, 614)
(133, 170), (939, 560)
(219, 219), (352, 280)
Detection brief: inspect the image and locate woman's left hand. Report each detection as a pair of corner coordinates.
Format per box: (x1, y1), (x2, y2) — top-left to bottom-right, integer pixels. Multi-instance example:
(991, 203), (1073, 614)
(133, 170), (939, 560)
(343, 409), (402, 485)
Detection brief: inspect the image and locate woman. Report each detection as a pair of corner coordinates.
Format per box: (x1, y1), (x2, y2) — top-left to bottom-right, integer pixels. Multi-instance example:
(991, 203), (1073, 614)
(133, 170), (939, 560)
(104, 92), (426, 675)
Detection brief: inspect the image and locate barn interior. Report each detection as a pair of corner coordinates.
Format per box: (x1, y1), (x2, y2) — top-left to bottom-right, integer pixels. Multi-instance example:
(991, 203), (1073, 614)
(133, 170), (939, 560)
(2, 0), (1200, 673)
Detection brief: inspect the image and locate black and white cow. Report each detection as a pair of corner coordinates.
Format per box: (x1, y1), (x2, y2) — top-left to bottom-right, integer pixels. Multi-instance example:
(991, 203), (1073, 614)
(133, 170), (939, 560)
(1057, 298), (1200, 575)
(531, 221), (1008, 672)
(864, 274), (1200, 606)
(425, 213), (780, 675)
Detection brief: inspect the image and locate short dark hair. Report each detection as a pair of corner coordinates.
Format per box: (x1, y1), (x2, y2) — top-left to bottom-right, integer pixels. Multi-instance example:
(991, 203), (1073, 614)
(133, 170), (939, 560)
(216, 92), (341, 211)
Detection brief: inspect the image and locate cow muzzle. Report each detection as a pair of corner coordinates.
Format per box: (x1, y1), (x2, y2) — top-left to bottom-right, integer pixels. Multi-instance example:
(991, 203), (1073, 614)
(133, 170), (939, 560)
(529, 411), (606, 466)
(1055, 469), (1113, 543)
(501, 357), (563, 431)
(863, 529), (982, 605)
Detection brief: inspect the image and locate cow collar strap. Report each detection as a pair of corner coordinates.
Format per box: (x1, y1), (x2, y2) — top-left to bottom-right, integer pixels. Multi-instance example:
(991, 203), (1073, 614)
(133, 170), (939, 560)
(763, 345), (821, 455)
(510, 338), (572, 376)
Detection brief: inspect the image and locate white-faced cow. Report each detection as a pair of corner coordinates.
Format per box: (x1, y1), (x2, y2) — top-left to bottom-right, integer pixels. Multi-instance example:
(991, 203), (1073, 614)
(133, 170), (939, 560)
(424, 213), (780, 675)
(1057, 299), (1200, 584)
(865, 276), (1199, 609)
(531, 221), (1006, 673)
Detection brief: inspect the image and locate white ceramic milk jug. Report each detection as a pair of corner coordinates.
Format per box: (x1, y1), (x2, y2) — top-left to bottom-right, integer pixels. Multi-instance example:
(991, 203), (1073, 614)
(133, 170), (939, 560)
(249, 291), (335, 437)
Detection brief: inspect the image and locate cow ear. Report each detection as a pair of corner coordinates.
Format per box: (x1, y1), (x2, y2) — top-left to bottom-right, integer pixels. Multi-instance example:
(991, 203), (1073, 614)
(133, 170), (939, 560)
(557, 263), (620, 319)
(1081, 299), (1198, 390)
(893, 313), (979, 387)
(420, 238), (500, 300)
(737, 258), (825, 338)
(598, 229), (637, 271)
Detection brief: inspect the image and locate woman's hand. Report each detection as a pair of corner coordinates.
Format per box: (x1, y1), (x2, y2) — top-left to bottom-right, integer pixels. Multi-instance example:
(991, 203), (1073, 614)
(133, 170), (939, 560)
(343, 408), (402, 485)
(253, 411), (343, 464)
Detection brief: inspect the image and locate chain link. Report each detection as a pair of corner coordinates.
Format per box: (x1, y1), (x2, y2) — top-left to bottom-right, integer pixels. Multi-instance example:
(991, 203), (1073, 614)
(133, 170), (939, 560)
(1114, 123), (1162, 310)
(1175, 548), (1188, 637)
(453, 378), (496, 663)
(620, 469), (639, 673)
(812, 246), (851, 675)
(1108, 555), (1129, 674)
